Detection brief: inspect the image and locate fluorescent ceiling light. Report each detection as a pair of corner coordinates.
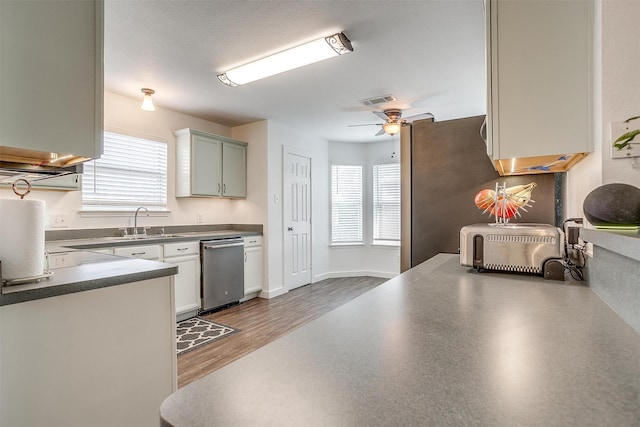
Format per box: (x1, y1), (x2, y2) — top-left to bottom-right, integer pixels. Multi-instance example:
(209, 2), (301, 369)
(218, 32), (353, 87)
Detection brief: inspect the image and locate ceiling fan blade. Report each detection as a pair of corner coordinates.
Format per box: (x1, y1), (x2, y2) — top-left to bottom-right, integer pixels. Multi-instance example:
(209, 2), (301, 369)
(372, 110), (391, 121)
(403, 112), (435, 123)
(348, 123), (383, 127)
(375, 128), (386, 136)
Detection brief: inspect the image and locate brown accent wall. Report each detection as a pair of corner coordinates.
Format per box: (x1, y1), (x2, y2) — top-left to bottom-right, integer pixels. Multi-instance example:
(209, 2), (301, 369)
(405, 116), (559, 268)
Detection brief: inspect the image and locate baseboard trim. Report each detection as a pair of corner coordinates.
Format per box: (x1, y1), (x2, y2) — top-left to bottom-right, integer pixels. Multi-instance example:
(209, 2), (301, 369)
(240, 292), (260, 303)
(259, 287), (287, 299)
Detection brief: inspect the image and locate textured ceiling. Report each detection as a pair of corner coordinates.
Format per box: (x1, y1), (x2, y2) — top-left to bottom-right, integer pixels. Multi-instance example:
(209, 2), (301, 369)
(105, 0), (486, 143)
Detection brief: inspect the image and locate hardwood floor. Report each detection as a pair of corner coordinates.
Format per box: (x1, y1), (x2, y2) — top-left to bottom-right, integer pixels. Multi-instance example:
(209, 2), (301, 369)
(177, 276), (388, 388)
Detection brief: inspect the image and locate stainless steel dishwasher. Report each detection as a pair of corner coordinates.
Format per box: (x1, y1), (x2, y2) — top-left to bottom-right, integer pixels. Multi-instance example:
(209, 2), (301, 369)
(200, 236), (245, 313)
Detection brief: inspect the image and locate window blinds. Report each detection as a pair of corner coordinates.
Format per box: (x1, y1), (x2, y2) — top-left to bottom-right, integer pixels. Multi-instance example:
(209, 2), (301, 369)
(373, 163), (400, 244)
(82, 132), (167, 210)
(331, 164), (363, 244)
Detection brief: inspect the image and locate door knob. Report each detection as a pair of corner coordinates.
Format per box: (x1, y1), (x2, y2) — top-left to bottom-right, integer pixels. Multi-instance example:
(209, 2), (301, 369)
(287, 227), (293, 231)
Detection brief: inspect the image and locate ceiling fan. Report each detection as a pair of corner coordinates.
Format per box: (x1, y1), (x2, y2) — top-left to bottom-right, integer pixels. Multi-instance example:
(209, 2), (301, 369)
(349, 109), (435, 136)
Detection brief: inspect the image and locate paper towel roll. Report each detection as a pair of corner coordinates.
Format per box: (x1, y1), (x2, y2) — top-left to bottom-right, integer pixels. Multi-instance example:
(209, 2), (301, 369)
(0, 199), (46, 281)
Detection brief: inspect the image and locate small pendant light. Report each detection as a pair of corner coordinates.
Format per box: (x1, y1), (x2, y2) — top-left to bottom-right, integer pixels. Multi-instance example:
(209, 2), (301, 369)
(140, 88), (155, 111)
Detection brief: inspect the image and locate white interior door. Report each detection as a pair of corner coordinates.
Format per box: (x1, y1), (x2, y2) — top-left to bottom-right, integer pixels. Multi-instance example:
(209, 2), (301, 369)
(284, 150), (312, 290)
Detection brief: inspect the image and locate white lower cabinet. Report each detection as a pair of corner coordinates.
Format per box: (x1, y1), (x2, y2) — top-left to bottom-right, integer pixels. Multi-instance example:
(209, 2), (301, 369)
(244, 236), (263, 296)
(90, 248), (113, 255)
(0, 276), (175, 427)
(114, 244), (161, 260)
(163, 241), (200, 321)
(95, 242), (199, 321)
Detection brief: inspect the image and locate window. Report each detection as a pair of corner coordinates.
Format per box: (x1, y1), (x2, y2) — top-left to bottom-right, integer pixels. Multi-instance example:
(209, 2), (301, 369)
(331, 164), (363, 244)
(372, 163), (400, 245)
(82, 131), (167, 210)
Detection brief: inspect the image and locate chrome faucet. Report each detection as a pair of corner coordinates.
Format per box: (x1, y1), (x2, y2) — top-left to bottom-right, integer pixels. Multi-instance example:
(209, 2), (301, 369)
(134, 207), (149, 237)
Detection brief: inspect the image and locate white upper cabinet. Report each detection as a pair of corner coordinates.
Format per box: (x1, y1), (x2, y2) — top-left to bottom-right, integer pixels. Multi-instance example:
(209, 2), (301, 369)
(0, 0), (103, 160)
(191, 134), (223, 196)
(486, 0), (593, 175)
(174, 128), (247, 198)
(222, 141), (247, 198)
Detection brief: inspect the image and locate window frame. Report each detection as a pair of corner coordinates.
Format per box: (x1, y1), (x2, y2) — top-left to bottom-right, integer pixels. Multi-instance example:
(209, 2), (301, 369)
(81, 130), (169, 213)
(330, 163), (364, 246)
(372, 162), (401, 247)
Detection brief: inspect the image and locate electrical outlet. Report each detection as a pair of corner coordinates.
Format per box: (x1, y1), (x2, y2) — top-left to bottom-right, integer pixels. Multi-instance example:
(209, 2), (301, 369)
(50, 214), (69, 228)
(49, 253), (69, 267)
(610, 120), (640, 159)
(196, 212), (203, 223)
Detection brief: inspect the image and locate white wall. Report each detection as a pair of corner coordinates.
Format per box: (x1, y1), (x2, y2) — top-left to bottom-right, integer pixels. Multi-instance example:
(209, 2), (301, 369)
(231, 121), (269, 225)
(566, 0), (640, 219)
(600, 0), (640, 186)
(0, 91), (251, 230)
(232, 121), (270, 294)
(326, 139), (401, 279)
(253, 121), (329, 298)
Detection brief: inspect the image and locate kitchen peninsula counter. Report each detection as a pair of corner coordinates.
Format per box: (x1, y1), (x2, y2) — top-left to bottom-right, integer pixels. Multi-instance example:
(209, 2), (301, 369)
(1, 254), (177, 426)
(160, 254), (640, 426)
(580, 227), (640, 333)
(0, 250), (177, 306)
(580, 227), (640, 262)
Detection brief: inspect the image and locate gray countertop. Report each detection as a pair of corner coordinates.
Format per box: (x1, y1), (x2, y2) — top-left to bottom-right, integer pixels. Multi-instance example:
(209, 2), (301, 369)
(1, 227), (262, 306)
(46, 230), (259, 252)
(160, 254), (640, 426)
(580, 227), (640, 262)
(0, 251), (177, 306)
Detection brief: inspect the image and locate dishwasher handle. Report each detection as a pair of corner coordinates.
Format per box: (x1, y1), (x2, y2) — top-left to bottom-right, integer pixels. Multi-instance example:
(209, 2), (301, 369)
(203, 242), (244, 250)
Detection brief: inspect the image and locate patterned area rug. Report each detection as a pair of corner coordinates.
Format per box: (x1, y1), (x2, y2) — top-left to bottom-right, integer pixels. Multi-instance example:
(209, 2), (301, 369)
(176, 317), (239, 355)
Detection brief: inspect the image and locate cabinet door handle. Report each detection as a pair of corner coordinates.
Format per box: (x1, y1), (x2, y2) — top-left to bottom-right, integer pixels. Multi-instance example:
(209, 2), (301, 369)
(223, 183), (226, 194)
(177, 248), (189, 252)
(245, 251), (247, 262)
(480, 116), (487, 143)
(203, 242), (244, 250)
(288, 227), (293, 231)
(131, 252), (146, 256)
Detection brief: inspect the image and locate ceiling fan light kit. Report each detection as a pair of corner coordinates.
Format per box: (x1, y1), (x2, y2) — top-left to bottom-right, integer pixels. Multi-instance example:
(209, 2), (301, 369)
(217, 32), (353, 87)
(382, 122), (402, 135)
(350, 109), (435, 136)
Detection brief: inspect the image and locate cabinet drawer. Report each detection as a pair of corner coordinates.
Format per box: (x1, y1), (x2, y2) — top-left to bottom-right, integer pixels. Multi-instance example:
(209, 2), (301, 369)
(243, 236), (262, 247)
(114, 245), (160, 260)
(163, 241), (199, 258)
(91, 248), (114, 255)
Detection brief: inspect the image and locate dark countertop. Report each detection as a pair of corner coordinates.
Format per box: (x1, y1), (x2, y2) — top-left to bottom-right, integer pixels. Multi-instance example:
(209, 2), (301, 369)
(160, 254), (640, 426)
